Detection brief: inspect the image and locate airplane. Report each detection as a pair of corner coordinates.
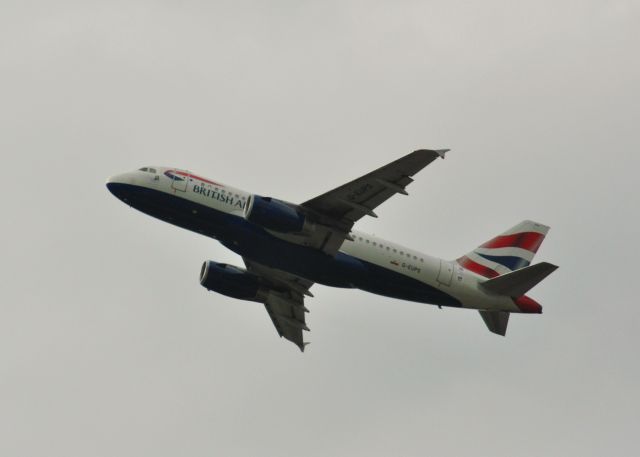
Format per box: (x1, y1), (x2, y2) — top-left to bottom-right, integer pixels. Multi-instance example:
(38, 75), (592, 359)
(106, 149), (557, 351)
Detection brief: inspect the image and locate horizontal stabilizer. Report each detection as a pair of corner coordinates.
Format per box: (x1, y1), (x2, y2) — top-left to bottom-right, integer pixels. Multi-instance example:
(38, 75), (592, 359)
(481, 262), (558, 297)
(479, 311), (510, 336)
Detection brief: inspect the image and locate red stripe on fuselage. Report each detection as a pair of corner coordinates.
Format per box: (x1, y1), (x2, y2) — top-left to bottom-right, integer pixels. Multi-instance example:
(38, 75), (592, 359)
(480, 232), (545, 253)
(174, 171), (224, 187)
(457, 256), (500, 278)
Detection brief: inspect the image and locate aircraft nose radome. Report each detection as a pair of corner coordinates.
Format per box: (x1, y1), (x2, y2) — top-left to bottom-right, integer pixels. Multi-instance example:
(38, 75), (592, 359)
(106, 174), (121, 186)
(106, 181), (117, 196)
(106, 175), (121, 195)
(106, 173), (133, 201)
(106, 180), (122, 199)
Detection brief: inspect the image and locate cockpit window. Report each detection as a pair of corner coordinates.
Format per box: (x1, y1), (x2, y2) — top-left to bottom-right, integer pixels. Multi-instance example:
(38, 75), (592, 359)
(138, 167), (157, 174)
(148, 168), (157, 174)
(139, 167), (149, 172)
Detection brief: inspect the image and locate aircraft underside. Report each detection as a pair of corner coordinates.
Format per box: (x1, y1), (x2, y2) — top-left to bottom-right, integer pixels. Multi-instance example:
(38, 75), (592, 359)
(109, 181), (462, 308)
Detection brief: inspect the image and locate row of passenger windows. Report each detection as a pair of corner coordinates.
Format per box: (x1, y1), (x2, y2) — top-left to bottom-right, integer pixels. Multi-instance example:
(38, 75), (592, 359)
(354, 235), (424, 262)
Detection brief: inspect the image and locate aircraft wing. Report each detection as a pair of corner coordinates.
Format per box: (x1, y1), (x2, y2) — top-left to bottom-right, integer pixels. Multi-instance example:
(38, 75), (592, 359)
(302, 149), (448, 231)
(244, 259), (314, 351)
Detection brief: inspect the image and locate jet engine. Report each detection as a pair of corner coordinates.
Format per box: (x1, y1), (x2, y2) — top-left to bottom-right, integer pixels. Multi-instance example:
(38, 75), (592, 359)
(246, 195), (306, 233)
(199, 261), (261, 300)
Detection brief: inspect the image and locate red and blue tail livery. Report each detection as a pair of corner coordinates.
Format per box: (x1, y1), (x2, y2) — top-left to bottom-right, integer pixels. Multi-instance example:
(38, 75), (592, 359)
(458, 221), (549, 278)
(106, 150), (558, 350)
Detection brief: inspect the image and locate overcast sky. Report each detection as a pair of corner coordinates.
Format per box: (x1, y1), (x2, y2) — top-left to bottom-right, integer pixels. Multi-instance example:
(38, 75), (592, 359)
(1, 1), (639, 456)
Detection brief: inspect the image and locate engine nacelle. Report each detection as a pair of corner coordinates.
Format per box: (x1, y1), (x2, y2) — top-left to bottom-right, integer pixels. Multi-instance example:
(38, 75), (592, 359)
(246, 195), (306, 233)
(199, 261), (261, 301)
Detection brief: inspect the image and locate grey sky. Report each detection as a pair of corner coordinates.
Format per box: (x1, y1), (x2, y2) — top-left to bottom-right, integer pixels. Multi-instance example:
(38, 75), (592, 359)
(1, 1), (639, 456)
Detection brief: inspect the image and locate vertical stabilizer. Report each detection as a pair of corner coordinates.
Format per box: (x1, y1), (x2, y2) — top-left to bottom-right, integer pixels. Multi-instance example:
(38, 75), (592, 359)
(457, 220), (550, 278)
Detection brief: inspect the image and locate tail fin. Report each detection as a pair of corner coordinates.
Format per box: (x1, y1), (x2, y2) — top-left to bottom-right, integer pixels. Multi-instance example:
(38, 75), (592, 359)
(457, 220), (550, 278)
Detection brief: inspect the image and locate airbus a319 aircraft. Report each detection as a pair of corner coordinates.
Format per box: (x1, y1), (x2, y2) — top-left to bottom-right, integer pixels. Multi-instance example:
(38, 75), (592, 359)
(107, 149), (557, 351)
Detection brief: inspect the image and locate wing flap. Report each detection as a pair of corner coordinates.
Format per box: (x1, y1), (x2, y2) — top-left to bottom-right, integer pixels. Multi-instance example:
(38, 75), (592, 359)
(244, 259), (314, 351)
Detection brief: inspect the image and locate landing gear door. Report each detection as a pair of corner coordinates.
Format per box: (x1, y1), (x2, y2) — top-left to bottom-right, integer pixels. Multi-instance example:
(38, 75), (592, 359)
(437, 260), (454, 286)
(170, 169), (189, 192)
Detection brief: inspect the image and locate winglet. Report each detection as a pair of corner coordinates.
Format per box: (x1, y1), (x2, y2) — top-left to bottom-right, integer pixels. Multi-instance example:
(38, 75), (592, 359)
(413, 148), (449, 159)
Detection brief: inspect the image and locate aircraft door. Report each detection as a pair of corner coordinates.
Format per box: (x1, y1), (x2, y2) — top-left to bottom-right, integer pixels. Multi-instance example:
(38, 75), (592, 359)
(437, 260), (454, 286)
(170, 169), (189, 192)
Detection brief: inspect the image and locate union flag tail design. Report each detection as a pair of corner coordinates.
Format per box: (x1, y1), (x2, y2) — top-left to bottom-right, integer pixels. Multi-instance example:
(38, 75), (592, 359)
(457, 220), (550, 278)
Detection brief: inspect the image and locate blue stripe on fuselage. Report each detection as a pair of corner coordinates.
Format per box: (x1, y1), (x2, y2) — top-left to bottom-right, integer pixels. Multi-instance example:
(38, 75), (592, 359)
(107, 183), (461, 308)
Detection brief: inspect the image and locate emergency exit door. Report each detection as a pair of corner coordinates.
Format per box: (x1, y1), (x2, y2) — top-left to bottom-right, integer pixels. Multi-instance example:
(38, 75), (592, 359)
(437, 260), (454, 286)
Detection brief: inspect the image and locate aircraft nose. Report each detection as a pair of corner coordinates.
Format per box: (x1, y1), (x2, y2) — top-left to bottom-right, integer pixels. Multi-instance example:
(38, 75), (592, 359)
(106, 172), (135, 187)
(106, 174), (122, 193)
(106, 173), (134, 202)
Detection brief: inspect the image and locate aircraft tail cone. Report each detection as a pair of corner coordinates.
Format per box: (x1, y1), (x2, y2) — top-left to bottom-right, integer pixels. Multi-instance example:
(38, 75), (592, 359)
(514, 295), (543, 314)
